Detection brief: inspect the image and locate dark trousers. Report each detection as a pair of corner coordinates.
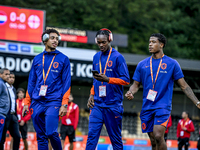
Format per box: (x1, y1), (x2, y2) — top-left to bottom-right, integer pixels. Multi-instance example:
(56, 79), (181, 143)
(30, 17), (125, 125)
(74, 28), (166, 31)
(86, 105), (123, 150)
(31, 102), (62, 150)
(178, 137), (189, 150)
(0, 113), (20, 150)
(197, 136), (200, 150)
(164, 133), (168, 142)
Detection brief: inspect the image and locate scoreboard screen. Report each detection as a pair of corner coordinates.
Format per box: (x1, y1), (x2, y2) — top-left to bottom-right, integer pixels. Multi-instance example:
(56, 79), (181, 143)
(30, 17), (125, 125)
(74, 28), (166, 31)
(0, 5), (45, 43)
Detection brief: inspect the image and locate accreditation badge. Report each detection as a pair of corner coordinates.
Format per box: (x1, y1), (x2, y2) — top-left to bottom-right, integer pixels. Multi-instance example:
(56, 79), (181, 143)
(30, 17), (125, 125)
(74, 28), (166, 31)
(18, 114), (21, 121)
(146, 89), (157, 101)
(39, 85), (48, 96)
(180, 131), (184, 136)
(66, 119), (72, 125)
(99, 85), (106, 97)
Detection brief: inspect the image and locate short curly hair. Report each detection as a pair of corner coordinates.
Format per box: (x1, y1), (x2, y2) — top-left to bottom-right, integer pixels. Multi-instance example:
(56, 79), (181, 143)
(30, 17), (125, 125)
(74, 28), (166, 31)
(41, 29), (60, 44)
(150, 33), (167, 48)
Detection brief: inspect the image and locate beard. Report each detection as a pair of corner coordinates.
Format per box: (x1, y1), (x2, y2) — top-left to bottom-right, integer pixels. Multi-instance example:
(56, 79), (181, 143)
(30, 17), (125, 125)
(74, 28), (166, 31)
(47, 45), (56, 51)
(150, 49), (160, 54)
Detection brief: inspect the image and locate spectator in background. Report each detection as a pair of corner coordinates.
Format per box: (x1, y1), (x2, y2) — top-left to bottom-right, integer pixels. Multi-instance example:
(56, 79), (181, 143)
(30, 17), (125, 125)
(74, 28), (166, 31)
(60, 93), (79, 150)
(177, 111), (194, 150)
(16, 88), (31, 150)
(0, 68), (10, 142)
(164, 115), (172, 142)
(0, 72), (20, 150)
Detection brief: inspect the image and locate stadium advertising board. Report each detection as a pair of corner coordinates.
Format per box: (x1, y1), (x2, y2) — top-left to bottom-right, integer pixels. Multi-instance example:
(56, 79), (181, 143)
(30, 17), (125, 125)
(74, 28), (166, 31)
(0, 41), (95, 79)
(0, 52), (93, 81)
(46, 26), (128, 47)
(4, 133), (198, 150)
(0, 5), (45, 43)
(46, 26), (87, 43)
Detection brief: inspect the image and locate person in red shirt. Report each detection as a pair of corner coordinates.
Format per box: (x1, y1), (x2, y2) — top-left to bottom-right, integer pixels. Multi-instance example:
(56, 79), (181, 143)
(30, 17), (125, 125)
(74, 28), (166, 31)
(177, 111), (194, 150)
(16, 88), (31, 150)
(164, 115), (172, 142)
(60, 94), (79, 150)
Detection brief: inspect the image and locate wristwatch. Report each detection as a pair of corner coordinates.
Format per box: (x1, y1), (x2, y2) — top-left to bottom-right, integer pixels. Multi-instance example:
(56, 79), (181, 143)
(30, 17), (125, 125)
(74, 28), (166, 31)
(196, 101), (200, 106)
(62, 104), (68, 108)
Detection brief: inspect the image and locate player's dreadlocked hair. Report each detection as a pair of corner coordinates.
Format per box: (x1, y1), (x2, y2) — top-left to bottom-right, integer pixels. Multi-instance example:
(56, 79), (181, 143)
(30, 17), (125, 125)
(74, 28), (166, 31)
(96, 29), (110, 41)
(150, 33), (167, 48)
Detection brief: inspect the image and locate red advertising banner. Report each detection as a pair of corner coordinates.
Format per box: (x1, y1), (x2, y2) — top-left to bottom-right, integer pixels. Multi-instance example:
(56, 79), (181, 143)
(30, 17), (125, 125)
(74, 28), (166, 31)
(4, 133), (198, 150)
(0, 5), (45, 43)
(60, 33), (87, 43)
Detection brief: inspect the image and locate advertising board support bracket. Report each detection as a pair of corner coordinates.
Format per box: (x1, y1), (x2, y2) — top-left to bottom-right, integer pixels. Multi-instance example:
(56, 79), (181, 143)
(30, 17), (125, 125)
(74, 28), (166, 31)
(63, 41), (67, 47)
(115, 46), (118, 51)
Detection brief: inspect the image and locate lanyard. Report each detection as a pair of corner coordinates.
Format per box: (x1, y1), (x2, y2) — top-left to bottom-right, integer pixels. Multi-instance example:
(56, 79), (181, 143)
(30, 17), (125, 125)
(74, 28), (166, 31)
(66, 102), (73, 118)
(99, 47), (112, 74)
(42, 54), (56, 85)
(150, 54), (164, 90)
(17, 99), (24, 114)
(181, 118), (189, 128)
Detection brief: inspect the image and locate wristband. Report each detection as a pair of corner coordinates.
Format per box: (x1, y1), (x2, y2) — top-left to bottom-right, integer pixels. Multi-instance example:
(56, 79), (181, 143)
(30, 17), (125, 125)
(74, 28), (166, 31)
(196, 101), (200, 106)
(62, 104), (68, 108)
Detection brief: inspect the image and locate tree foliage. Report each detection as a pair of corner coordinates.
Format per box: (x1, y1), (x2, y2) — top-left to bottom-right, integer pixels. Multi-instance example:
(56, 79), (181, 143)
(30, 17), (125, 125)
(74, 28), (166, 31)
(1, 0), (200, 60)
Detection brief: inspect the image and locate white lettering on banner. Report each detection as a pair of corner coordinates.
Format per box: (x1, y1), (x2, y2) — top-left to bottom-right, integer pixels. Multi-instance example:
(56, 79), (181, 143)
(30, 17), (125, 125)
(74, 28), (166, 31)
(6, 57), (15, 70)
(21, 59), (31, 72)
(86, 65), (93, 78)
(70, 63), (74, 76)
(77, 63), (86, 77)
(15, 58), (20, 71)
(76, 63), (92, 78)
(0, 55), (94, 78)
(0, 57), (5, 68)
(0, 56), (33, 72)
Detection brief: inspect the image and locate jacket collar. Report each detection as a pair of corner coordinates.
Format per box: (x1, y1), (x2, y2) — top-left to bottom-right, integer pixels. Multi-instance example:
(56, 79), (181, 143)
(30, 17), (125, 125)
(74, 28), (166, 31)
(101, 47), (112, 55)
(0, 77), (6, 83)
(6, 82), (13, 89)
(43, 49), (59, 55)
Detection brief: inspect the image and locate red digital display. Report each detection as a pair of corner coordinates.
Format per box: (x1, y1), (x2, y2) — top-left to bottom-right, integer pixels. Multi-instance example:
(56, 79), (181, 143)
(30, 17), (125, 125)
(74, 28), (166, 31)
(60, 33), (88, 43)
(0, 5), (45, 43)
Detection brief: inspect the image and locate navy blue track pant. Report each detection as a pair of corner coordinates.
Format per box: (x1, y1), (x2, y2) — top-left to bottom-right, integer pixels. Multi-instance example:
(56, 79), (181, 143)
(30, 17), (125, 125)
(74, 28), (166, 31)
(30, 101), (62, 150)
(86, 105), (123, 150)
